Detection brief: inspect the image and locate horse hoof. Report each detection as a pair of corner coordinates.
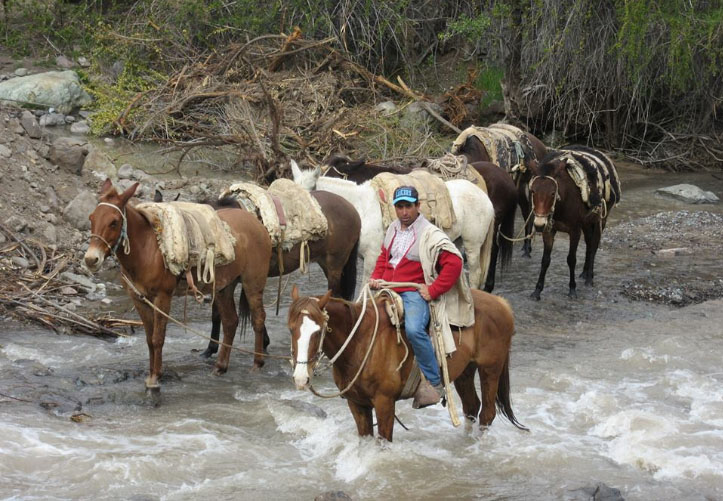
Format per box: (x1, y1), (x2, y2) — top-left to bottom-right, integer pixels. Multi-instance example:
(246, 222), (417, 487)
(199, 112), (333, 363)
(568, 290), (577, 299)
(145, 377), (160, 390)
(199, 349), (217, 359)
(212, 366), (227, 376)
(530, 291), (541, 301)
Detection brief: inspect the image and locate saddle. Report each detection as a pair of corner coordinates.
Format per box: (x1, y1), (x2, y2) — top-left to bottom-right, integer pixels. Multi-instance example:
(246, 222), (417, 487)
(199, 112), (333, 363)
(220, 179), (328, 250)
(135, 201), (237, 280)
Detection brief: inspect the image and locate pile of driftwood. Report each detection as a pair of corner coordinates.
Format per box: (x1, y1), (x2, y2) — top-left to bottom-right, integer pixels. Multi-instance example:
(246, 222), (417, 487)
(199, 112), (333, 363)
(0, 222), (139, 337)
(116, 30), (476, 182)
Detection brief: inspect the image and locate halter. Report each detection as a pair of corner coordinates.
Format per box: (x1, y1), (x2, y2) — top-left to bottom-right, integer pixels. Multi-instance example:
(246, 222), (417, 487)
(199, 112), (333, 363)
(529, 175), (560, 230)
(90, 202), (131, 255)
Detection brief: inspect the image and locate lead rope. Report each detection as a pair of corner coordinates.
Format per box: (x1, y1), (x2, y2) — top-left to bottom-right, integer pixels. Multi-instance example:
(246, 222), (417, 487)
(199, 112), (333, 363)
(308, 285), (380, 398)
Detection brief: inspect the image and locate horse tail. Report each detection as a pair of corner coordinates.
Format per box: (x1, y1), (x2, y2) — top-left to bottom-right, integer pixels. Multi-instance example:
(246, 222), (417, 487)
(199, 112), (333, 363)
(479, 214), (495, 286)
(496, 352), (529, 431)
(238, 288), (251, 338)
(339, 238), (359, 300)
(497, 205), (515, 273)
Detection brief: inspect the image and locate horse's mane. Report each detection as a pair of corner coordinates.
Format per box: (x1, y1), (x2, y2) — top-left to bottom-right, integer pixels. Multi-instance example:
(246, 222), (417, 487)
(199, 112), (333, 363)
(324, 154), (413, 176)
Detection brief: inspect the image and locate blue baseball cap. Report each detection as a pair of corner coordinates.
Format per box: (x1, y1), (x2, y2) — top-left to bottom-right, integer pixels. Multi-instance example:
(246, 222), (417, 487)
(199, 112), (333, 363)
(392, 185), (419, 205)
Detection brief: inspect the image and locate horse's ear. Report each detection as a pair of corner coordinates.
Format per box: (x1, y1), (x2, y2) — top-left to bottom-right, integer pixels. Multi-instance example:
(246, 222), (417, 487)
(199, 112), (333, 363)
(99, 178), (114, 195)
(291, 284), (300, 301)
(290, 159), (302, 180)
(153, 189), (163, 202)
(527, 159), (540, 176)
(554, 159), (568, 175)
(318, 290), (332, 309)
(120, 182), (139, 205)
(312, 165), (321, 178)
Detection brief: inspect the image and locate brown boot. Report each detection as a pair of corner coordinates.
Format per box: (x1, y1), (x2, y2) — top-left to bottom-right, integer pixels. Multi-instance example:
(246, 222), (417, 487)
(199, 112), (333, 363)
(412, 380), (443, 409)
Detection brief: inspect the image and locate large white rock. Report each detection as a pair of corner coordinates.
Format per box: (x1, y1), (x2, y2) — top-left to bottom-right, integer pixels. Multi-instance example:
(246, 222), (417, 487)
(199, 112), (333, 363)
(0, 70), (92, 114)
(656, 184), (719, 204)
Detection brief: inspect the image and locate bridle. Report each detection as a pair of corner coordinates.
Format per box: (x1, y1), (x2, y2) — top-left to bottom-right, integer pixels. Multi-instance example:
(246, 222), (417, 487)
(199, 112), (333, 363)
(89, 202), (130, 256)
(529, 175), (560, 230)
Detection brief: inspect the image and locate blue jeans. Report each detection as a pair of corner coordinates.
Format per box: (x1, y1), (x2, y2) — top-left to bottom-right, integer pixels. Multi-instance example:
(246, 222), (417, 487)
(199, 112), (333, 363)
(400, 291), (440, 386)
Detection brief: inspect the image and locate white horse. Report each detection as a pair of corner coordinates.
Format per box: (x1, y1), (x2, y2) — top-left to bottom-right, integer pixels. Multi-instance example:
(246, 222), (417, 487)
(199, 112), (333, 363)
(291, 161), (495, 289)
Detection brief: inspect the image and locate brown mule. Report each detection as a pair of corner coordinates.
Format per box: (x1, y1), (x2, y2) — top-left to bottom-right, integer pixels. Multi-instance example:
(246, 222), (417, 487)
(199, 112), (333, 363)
(84, 179), (272, 395)
(288, 286), (527, 442)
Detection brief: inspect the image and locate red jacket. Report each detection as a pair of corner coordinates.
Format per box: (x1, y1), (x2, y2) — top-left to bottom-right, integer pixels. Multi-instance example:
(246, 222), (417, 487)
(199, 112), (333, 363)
(370, 220), (462, 300)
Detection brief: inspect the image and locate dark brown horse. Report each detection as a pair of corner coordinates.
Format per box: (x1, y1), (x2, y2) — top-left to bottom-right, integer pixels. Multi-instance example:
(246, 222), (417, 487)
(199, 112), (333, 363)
(201, 189), (361, 357)
(527, 146), (622, 300)
(451, 124), (547, 258)
(84, 179), (272, 394)
(320, 155), (517, 293)
(288, 286), (527, 442)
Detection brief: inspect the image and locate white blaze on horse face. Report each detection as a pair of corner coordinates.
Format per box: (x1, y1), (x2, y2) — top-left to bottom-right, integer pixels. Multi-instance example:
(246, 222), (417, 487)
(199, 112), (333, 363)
(293, 315), (320, 389)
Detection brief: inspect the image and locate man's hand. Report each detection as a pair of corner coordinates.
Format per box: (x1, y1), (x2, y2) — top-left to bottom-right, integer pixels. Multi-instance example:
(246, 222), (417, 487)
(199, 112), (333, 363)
(419, 284), (431, 301)
(369, 278), (382, 290)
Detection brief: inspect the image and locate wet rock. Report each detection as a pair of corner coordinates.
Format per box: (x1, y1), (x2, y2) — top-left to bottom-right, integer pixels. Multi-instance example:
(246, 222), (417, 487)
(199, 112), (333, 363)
(62, 190), (96, 230)
(656, 184), (719, 204)
(14, 68), (29, 77)
(70, 120), (90, 135)
(82, 149), (117, 180)
(567, 483), (624, 501)
(654, 247), (692, 257)
(48, 136), (89, 174)
(39, 112), (67, 127)
(315, 492), (353, 501)
(279, 398), (328, 419)
(117, 163), (134, 179)
(20, 110), (42, 139)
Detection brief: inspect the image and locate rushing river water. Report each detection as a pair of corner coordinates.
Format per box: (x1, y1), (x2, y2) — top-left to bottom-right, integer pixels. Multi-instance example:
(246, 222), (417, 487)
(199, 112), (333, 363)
(1, 164), (723, 500)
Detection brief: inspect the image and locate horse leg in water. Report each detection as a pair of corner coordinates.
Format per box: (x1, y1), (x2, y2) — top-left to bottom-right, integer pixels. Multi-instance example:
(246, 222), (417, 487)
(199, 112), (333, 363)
(372, 395), (397, 442)
(201, 301), (222, 358)
(145, 291), (172, 389)
(453, 364), (481, 425)
(566, 227), (582, 298)
(202, 285), (270, 359)
(211, 284), (240, 375)
(243, 285), (269, 369)
(580, 222), (601, 286)
(531, 230), (556, 301)
(478, 365), (502, 430)
(518, 182), (534, 258)
(346, 400), (374, 437)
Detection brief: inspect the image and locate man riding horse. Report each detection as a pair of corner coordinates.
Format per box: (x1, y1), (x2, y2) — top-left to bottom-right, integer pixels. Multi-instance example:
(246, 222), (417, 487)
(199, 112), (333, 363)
(369, 186), (475, 409)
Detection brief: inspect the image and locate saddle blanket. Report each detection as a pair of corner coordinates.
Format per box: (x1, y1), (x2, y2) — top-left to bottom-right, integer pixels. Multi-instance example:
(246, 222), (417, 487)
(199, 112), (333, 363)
(221, 178), (328, 250)
(370, 170), (456, 230)
(559, 149), (622, 208)
(135, 201), (237, 279)
(451, 123), (534, 181)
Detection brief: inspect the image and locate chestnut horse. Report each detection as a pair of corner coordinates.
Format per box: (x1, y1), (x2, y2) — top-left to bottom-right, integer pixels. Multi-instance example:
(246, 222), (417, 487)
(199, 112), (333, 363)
(528, 146), (622, 300)
(200, 190), (361, 358)
(319, 155), (517, 293)
(288, 286), (527, 442)
(84, 179), (272, 393)
(451, 125), (547, 258)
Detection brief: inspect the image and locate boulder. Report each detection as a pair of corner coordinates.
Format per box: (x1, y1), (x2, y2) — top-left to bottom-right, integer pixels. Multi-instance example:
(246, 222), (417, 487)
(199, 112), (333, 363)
(47, 137), (89, 174)
(39, 112), (67, 127)
(656, 184), (719, 204)
(70, 121), (90, 135)
(62, 190), (97, 230)
(20, 110), (43, 139)
(0, 70), (92, 114)
(82, 149), (117, 180)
